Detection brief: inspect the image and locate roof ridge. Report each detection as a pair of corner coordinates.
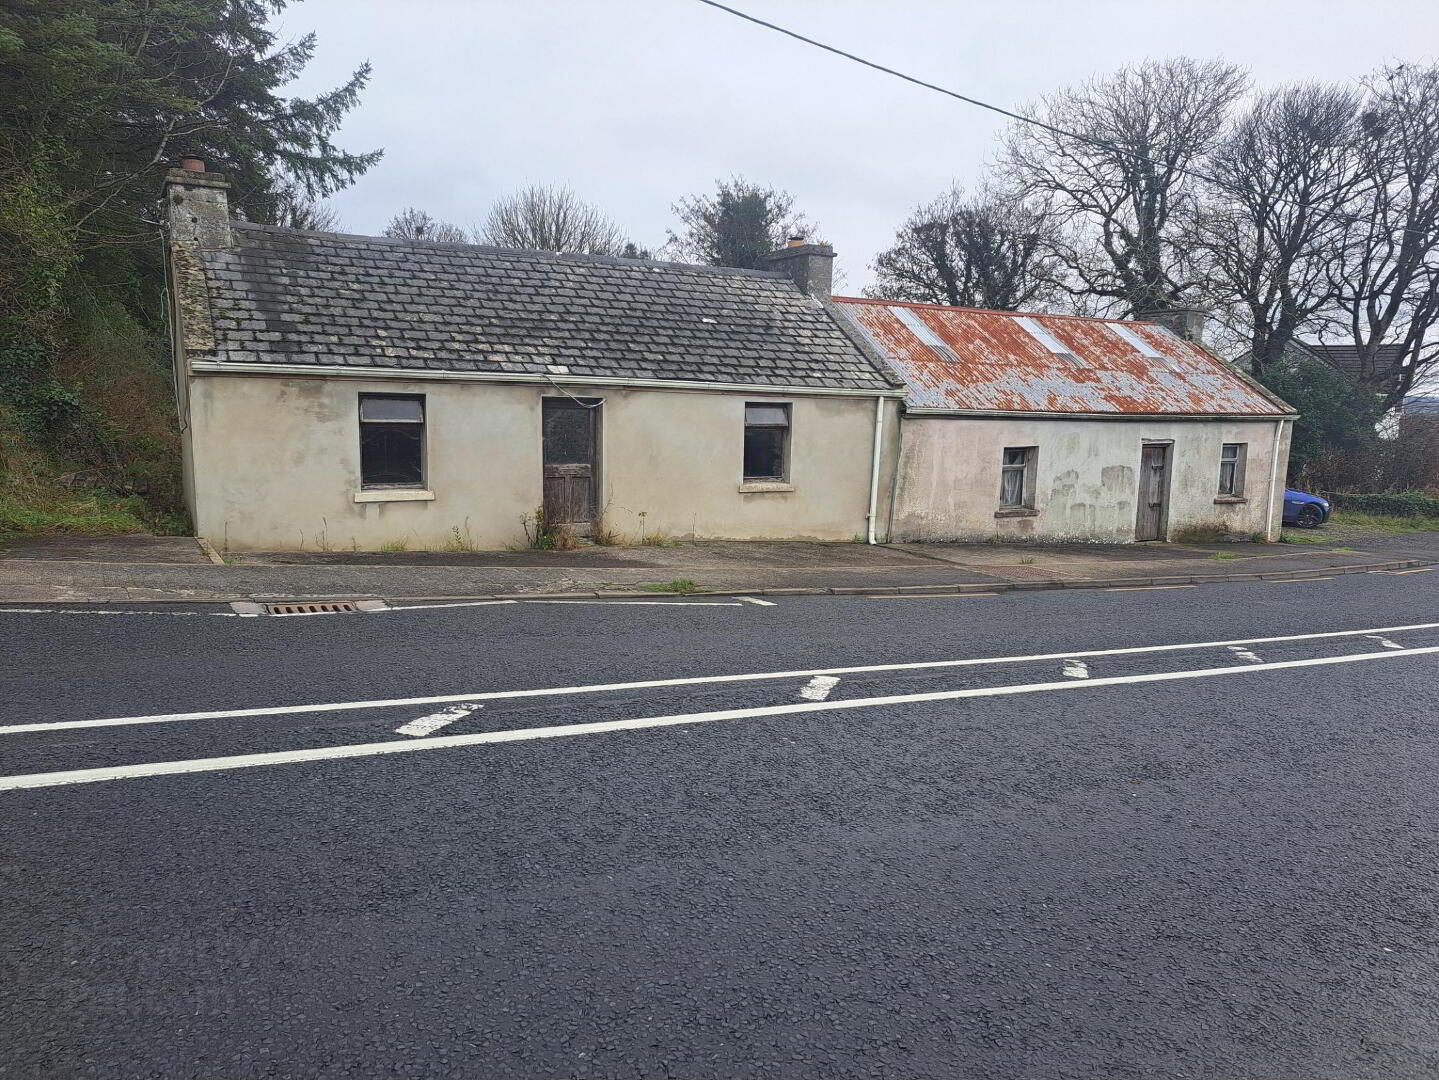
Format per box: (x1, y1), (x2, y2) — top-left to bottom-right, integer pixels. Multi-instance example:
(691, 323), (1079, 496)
(832, 295), (1160, 327)
(228, 220), (790, 280)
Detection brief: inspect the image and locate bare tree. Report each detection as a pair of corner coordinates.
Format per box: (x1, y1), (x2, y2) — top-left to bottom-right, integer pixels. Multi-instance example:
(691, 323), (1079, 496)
(383, 207), (468, 243)
(1002, 58), (1248, 314)
(1327, 63), (1439, 409)
(666, 177), (813, 269)
(867, 186), (1061, 310)
(1192, 83), (1365, 375)
(478, 185), (629, 256)
(270, 179), (344, 233)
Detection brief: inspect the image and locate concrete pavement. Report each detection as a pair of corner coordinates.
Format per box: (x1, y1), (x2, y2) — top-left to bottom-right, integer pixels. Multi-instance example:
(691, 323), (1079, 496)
(2, 531), (1437, 603)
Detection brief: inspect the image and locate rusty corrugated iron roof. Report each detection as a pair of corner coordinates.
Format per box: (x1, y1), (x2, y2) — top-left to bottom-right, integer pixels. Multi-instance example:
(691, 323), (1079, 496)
(834, 297), (1292, 416)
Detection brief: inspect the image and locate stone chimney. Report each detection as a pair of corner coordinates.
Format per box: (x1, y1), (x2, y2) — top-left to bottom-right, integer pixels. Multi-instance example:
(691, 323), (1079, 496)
(164, 156), (232, 249)
(1137, 306), (1207, 345)
(764, 239), (835, 300)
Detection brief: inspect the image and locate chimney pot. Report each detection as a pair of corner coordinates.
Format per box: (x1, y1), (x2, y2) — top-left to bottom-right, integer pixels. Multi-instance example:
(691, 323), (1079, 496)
(180, 156), (206, 173)
(786, 235), (805, 248)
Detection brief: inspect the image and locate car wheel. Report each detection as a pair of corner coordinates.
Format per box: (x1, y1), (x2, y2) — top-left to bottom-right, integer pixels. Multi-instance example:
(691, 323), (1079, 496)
(1296, 504), (1325, 528)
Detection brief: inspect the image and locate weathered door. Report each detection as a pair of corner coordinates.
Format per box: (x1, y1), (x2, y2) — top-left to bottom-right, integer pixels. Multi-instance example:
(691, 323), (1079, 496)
(1136, 443), (1170, 541)
(542, 398), (598, 534)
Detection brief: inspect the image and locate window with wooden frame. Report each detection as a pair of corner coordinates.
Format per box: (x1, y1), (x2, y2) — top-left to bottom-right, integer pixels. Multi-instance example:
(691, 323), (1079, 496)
(1218, 442), (1246, 496)
(359, 394), (425, 487)
(999, 446), (1036, 508)
(743, 403), (791, 482)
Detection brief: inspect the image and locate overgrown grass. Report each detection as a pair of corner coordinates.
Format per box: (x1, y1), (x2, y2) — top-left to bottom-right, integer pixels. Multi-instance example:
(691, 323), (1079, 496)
(1332, 510), (1439, 533)
(642, 579), (699, 594)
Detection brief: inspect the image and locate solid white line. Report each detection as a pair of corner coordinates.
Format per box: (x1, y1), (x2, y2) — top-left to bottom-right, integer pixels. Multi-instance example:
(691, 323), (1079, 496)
(5, 645), (1437, 792)
(8, 620), (1439, 737)
(381, 600), (519, 611)
(1367, 635), (1404, 650)
(1062, 659), (1089, 679)
(0, 608), (240, 617)
(1227, 645), (1264, 664)
(523, 599), (744, 607)
(737, 596), (777, 606)
(798, 675), (840, 701)
(1388, 568), (1436, 575)
(867, 592), (998, 599)
(394, 703), (482, 737)
(1104, 585), (1196, 592)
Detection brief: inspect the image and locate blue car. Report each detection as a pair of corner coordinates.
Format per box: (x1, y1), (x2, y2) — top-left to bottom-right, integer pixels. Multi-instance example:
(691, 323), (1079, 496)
(1283, 488), (1330, 528)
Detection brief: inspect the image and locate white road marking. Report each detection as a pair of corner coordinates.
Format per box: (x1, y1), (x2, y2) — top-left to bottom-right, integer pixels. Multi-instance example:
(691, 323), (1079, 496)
(798, 675), (840, 701)
(737, 596), (777, 606)
(1367, 635), (1404, 650)
(1104, 585), (1196, 592)
(523, 599), (744, 607)
(8, 620), (1439, 738)
(1062, 659), (1089, 679)
(867, 592), (998, 599)
(382, 600), (519, 611)
(1268, 577), (1334, 583)
(1387, 568), (1435, 575)
(5, 644), (1438, 792)
(0, 607), (240, 617)
(394, 702), (482, 737)
(1227, 645), (1264, 664)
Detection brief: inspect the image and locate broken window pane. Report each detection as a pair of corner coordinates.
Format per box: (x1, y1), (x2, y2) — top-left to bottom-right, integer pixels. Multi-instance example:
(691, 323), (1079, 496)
(543, 401), (596, 465)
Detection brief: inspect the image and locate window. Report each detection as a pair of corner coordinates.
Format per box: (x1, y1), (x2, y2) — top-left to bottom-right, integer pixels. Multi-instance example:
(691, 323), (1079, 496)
(743, 403), (790, 482)
(1218, 442), (1246, 496)
(999, 447), (1035, 507)
(359, 394), (425, 487)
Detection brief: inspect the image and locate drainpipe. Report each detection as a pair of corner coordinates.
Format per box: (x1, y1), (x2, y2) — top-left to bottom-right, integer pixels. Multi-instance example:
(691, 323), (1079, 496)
(867, 396), (885, 544)
(1267, 418), (1286, 541)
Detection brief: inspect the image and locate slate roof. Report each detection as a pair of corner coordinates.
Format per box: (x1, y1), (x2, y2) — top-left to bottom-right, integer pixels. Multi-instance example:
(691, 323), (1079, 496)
(1300, 341), (1408, 381)
(194, 223), (896, 391)
(834, 297), (1292, 416)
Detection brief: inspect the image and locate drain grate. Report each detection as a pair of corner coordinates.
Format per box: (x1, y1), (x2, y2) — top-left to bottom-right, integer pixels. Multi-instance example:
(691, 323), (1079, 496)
(264, 600), (360, 616)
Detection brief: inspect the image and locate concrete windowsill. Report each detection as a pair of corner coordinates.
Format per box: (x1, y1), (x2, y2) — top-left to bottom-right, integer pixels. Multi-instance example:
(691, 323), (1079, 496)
(994, 507), (1039, 518)
(354, 489), (435, 504)
(739, 481), (795, 493)
(1213, 495), (1248, 505)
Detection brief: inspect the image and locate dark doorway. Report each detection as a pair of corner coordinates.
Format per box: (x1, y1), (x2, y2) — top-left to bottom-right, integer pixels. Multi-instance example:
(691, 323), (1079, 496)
(1136, 443), (1171, 541)
(542, 398), (599, 534)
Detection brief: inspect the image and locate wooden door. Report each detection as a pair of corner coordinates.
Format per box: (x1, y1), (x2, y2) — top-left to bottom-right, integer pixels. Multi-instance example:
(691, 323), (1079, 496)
(1136, 443), (1170, 541)
(542, 398), (598, 533)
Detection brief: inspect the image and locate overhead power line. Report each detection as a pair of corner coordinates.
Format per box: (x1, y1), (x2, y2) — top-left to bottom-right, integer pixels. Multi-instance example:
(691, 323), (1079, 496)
(691, 0), (1216, 179)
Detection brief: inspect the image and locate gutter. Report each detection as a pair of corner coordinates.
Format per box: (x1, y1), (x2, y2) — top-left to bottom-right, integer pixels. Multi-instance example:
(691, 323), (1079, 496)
(189, 360), (906, 400)
(1267, 417), (1288, 541)
(903, 407), (1295, 421)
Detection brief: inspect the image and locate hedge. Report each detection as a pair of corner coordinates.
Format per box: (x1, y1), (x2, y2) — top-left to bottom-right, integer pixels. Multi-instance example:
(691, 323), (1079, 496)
(1323, 491), (1439, 517)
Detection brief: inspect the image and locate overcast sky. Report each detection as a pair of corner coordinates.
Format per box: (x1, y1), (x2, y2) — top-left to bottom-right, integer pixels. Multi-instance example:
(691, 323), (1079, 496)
(275, 0), (1439, 291)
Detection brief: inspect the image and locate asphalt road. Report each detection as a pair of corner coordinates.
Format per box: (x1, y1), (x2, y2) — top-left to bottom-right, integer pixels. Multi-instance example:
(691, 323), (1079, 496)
(3, 571), (1439, 1079)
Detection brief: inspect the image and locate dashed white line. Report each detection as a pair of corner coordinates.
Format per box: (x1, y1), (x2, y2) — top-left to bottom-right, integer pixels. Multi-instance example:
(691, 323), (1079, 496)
(5, 644), (1438, 791)
(737, 596), (777, 606)
(394, 703), (483, 737)
(1227, 645), (1264, 664)
(1062, 659), (1090, 679)
(8, 620), (1439, 737)
(798, 675), (840, 701)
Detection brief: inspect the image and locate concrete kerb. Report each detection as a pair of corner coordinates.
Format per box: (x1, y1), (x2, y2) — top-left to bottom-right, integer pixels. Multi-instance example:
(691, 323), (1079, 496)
(0, 558), (1426, 607)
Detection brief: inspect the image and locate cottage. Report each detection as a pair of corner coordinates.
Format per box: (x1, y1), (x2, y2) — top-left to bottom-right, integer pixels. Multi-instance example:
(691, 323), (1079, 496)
(830, 298), (1296, 543)
(163, 162), (904, 551)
